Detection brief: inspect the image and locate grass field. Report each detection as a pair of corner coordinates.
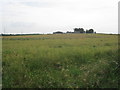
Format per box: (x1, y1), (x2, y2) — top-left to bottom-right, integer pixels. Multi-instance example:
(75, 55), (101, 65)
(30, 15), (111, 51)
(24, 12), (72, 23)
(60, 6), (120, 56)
(2, 34), (119, 88)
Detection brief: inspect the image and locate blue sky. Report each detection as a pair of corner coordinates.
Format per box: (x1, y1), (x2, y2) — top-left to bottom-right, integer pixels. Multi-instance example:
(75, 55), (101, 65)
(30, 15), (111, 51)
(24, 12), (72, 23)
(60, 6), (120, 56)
(0, 0), (119, 34)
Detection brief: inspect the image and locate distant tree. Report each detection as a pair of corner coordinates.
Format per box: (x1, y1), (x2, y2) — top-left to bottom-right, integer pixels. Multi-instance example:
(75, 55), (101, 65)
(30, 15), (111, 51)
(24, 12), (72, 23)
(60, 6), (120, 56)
(89, 29), (94, 33)
(74, 28), (79, 31)
(86, 29), (94, 33)
(79, 28), (85, 33)
(74, 28), (85, 33)
(53, 31), (63, 34)
(86, 30), (89, 33)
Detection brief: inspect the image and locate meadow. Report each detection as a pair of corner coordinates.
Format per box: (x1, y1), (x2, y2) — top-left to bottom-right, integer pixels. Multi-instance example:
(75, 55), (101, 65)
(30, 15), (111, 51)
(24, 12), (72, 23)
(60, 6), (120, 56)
(2, 34), (119, 88)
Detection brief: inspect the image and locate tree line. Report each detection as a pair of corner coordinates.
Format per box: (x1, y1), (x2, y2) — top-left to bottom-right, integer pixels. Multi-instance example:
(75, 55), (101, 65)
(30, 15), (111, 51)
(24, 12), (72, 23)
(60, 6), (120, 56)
(74, 28), (96, 33)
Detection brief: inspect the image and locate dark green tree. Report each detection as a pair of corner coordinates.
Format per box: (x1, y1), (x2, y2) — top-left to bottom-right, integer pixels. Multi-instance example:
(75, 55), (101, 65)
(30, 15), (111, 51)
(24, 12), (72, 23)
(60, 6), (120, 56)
(74, 28), (85, 33)
(86, 29), (94, 33)
(89, 29), (94, 33)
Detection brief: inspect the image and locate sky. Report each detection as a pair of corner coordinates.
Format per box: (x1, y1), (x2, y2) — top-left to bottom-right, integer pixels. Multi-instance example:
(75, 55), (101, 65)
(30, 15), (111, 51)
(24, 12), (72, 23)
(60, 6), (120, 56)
(0, 0), (119, 34)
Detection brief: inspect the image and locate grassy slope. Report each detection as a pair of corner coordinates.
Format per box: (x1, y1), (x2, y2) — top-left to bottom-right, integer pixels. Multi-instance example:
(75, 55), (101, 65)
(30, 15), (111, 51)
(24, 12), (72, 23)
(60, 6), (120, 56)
(2, 34), (119, 88)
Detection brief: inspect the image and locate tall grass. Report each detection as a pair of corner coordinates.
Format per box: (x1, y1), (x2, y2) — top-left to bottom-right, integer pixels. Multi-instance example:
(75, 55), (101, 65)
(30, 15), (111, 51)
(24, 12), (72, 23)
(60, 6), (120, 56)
(2, 34), (119, 88)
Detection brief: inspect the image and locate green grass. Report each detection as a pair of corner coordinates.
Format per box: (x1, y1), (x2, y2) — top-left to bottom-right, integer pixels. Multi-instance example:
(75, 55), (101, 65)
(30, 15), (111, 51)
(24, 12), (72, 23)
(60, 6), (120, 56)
(2, 34), (119, 88)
